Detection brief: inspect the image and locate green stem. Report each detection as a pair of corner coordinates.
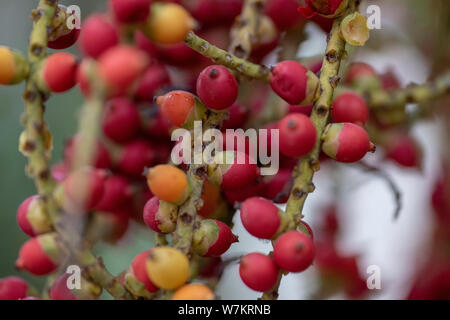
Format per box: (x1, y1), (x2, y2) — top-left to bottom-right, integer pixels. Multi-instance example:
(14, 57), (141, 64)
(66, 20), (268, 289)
(185, 32), (270, 82)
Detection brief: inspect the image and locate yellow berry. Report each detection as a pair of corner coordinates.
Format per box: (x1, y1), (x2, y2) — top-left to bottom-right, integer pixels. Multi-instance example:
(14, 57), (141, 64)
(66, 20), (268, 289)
(148, 3), (195, 45)
(172, 283), (214, 300)
(146, 246), (189, 290)
(0, 46), (15, 85)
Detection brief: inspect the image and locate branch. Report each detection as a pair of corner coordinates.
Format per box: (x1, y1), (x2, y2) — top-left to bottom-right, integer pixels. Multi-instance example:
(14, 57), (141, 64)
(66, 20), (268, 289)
(184, 32), (270, 82)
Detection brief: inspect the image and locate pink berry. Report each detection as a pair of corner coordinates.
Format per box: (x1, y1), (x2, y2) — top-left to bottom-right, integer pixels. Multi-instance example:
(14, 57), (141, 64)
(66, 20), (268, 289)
(51, 162), (68, 182)
(50, 274), (77, 300)
(332, 92), (369, 125)
(118, 140), (155, 176)
(222, 103), (249, 129)
(64, 136), (112, 169)
(196, 65), (238, 110)
(240, 197), (281, 239)
(95, 175), (132, 211)
(0, 277), (28, 300)
(110, 0), (152, 24)
(344, 62), (377, 84)
(385, 134), (422, 168)
(99, 45), (149, 95)
(79, 14), (119, 58)
(16, 195), (38, 237)
(42, 52), (77, 93)
(193, 220), (238, 257)
(321, 123), (373, 163)
(278, 113), (317, 158)
(265, 0), (304, 31)
(16, 235), (59, 275)
(135, 64), (171, 102)
(239, 253), (278, 292)
(273, 231), (315, 272)
(102, 98), (141, 143)
(219, 152), (260, 190)
(270, 61), (319, 105)
(63, 167), (107, 211)
(143, 196), (177, 234)
(131, 251), (159, 293)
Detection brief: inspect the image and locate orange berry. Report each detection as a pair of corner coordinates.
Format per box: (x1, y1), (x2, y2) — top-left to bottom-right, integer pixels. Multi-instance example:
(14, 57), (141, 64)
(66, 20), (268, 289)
(172, 283), (214, 300)
(148, 3), (195, 44)
(147, 165), (189, 204)
(198, 180), (220, 218)
(0, 47), (16, 85)
(156, 90), (196, 127)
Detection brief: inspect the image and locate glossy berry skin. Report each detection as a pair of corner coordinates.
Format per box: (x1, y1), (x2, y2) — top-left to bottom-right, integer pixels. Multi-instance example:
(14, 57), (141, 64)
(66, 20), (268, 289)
(118, 140), (155, 177)
(16, 195), (38, 237)
(173, 284), (214, 300)
(146, 246), (190, 290)
(80, 15), (119, 58)
(146, 165), (189, 204)
(239, 253), (278, 292)
(0, 277), (28, 300)
(99, 46), (149, 95)
(110, 0), (152, 23)
(16, 235), (58, 275)
(270, 61), (318, 105)
(95, 175), (132, 211)
(216, 151), (260, 191)
(265, 0), (304, 31)
(156, 90), (197, 127)
(385, 134), (422, 168)
(135, 64), (171, 102)
(273, 231), (315, 272)
(131, 251), (159, 293)
(278, 113), (317, 158)
(63, 168), (106, 211)
(193, 220), (238, 257)
(42, 53), (77, 93)
(241, 197), (281, 239)
(196, 65), (238, 110)
(321, 123), (372, 163)
(102, 98), (141, 143)
(332, 92), (369, 125)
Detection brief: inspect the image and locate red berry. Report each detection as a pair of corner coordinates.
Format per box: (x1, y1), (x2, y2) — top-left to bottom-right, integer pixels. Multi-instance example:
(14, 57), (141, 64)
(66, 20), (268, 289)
(64, 136), (112, 169)
(16, 234), (59, 275)
(118, 140), (155, 176)
(222, 130), (256, 155)
(270, 60), (319, 105)
(240, 197), (281, 239)
(99, 45), (149, 95)
(332, 92), (369, 125)
(224, 178), (264, 205)
(222, 103), (249, 129)
(95, 175), (132, 211)
(131, 251), (159, 293)
(431, 174), (450, 226)
(344, 62), (377, 84)
(16, 195), (38, 237)
(0, 277), (28, 300)
(110, 0), (152, 23)
(310, 15), (334, 33)
(196, 65), (238, 110)
(102, 98), (141, 143)
(380, 69), (401, 91)
(288, 104), (313, 117)
(273, 231), (315, 272)
(299, 220), (314, 240)
(48, 5), (80, 50)
(278, 113), (317, 158)
(135, 64), (171, 101)
(143, 196), (177, 234)
(135, 30), (159, 58)
(217, 151), (260, 190)
(265, 0), (304, 31)
(80, 15), (119, 58)
(321, 123), (373, 163)
(239, 253), (278, 292)
(198, 180), (221, 218)
(193, 220), (238, 257)
(298, 0), (348, 18)
(262, 169), (292, 203)
(42, 52), (77, 93)
(385, 134), (422, 168)
(50, 274), (77, 300)
(63, 167), (106, 211)
(157, 42), (198, 66)
(156, 90), (198, 127)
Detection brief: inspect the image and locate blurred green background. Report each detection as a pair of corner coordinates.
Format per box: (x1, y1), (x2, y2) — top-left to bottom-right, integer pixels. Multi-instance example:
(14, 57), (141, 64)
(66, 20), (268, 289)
(0, 1), (156, 292)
